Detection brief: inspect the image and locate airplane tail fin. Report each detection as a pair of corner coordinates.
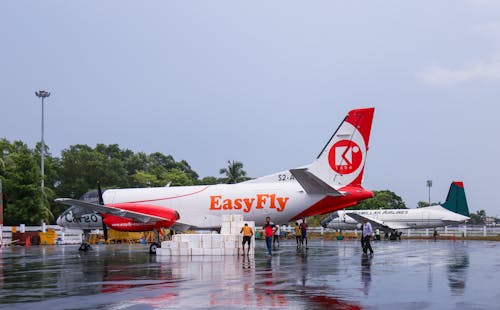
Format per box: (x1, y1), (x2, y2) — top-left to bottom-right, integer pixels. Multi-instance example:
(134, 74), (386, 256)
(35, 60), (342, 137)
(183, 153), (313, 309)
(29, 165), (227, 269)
(441, 181), (470, 217)
(291, 108), (375, 194)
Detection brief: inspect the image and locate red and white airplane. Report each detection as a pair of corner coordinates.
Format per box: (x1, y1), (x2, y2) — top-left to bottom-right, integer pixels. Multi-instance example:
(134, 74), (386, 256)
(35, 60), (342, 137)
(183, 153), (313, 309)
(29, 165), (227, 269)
(56, 107), (375, 253)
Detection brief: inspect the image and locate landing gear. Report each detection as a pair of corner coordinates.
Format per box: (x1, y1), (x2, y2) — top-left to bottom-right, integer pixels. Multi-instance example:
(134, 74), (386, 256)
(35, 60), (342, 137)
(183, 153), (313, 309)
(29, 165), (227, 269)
(149, 242), (161, 254)
(79, 230), (92, 251)
(149, 228), (162, 254)
(79, 243), (91, 251)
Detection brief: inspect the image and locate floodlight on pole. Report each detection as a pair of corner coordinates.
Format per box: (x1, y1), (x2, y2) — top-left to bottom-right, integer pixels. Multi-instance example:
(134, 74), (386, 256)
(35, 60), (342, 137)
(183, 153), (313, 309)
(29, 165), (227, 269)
(35, 90), (50, 197)
(426, 180), (432, 206)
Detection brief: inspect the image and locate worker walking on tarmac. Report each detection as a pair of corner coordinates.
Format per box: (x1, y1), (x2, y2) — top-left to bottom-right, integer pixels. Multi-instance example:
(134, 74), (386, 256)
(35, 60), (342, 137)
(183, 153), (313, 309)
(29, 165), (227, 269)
(240, 223), (253, 255)
(300, 218), (308, 249)
(362, 218), (374, 255)
(263, 217), (275, 256)
(294, 222), (302, 248)
(273, 223), (280, 249)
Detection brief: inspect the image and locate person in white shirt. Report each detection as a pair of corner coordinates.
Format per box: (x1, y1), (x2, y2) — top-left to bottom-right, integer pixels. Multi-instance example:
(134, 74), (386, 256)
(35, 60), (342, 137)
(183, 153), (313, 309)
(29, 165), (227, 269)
(273, 224), (280, 248)
(362, 218), (374, 255)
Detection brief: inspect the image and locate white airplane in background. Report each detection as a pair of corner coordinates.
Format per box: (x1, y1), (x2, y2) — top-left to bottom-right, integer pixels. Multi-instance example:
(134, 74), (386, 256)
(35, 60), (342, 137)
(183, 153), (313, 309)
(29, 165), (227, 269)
(321, 181), (470, 234)
(56, 107), (375, 253)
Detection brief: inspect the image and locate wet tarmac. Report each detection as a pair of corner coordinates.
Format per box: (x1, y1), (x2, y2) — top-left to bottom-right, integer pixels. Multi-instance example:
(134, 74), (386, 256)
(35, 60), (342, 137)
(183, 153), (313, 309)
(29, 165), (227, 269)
(0, 239), (498, 309)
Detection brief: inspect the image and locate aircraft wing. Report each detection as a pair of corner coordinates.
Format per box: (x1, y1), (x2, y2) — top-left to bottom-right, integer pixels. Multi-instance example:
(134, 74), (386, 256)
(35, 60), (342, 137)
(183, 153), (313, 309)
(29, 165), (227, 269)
(346, 212), (409, 231)
(320, 212), (340, 227)
(289, 168), (342, 196)
(55, 198), (168, 223)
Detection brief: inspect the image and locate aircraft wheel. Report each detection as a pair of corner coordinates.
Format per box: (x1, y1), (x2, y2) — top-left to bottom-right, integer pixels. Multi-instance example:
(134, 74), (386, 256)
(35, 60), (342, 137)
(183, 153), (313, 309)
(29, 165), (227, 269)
(149, 242), (161, 254)
(79, 243), (90, 251)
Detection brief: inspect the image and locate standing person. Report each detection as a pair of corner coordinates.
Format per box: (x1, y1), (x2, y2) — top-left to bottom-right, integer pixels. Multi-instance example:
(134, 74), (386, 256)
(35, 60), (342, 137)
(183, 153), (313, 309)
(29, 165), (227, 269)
(240, 223), (253, 255)
(300, 218), (308, 249)
(375, 228), (380, 241)
(362, 218), (374, 255)
(263, 217), (275, 256)
(294, 222), (302, 248)
(273, 223), (280, 249)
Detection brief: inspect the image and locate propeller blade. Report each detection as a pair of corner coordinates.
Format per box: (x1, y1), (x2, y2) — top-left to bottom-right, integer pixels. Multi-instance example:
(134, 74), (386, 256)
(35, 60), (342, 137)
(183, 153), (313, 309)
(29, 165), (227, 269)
(103, 222), (108, 241)
(97, 181), (104, 205)
(97, 181), (107, 240)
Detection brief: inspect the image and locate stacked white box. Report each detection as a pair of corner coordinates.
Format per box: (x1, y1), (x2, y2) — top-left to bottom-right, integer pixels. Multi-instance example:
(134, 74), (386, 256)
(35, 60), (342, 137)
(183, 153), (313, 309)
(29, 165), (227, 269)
(191, 248), (203, 256)
(156, 247), (171, 256)
(201, 234), (212, 248)
(170, 248), (179, 256)
(223, 240), (238, 248)
(161, 240), (174, 249)
(211, 234), (222, 249)
(210, 248), (222, 256)
(220, 222), (231, 234)
(222, 235), (236, 242)
(222, 248), (237, 256)
(156, 218), (255, 256)
(231, 214), (243, 222)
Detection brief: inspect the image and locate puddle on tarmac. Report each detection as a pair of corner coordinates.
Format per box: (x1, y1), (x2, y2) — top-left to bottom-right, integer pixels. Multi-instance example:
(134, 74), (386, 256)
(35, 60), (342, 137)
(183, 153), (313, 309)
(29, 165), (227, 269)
(0, 239), (498, 309)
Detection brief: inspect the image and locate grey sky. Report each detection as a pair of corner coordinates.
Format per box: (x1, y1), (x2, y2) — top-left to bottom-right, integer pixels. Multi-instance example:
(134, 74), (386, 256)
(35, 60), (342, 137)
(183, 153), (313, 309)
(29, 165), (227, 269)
(1, 1), (499, 216)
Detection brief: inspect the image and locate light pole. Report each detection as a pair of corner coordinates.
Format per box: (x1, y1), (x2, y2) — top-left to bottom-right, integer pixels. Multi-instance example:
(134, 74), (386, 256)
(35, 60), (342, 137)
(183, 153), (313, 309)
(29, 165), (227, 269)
(426, 180), (432, 206)
(35, 90), (50, 197)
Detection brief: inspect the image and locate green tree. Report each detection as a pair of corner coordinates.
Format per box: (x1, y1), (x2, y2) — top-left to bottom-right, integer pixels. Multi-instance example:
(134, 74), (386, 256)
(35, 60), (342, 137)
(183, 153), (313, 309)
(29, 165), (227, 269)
(131, 153), (199, 187)
(417, 201), (429, 208)
(35, 142), (61, 220)
(131, 171), (159, 187)
(57, 144), (132, 198)
(58, 145), (111, 198)
(417, 200), (442, 208)
(353, 190), (407, 210)
(219, 160), (249, 184)
(0, 140), (47, 225)
(165, 168), (193, 186)
(176, 159), (199, 181)
(196, 176), (225, 185)
(469, 210), (487, 224)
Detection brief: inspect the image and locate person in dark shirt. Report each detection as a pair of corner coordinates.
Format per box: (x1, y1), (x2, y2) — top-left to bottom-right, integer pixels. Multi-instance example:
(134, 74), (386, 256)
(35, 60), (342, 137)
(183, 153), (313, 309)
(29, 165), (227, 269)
(300, 218), (308, 249)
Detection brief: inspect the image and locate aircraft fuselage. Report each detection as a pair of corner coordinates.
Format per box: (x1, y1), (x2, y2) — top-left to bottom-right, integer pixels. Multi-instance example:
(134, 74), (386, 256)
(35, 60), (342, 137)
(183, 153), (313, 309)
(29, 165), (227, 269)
(327, 206), (469, 231)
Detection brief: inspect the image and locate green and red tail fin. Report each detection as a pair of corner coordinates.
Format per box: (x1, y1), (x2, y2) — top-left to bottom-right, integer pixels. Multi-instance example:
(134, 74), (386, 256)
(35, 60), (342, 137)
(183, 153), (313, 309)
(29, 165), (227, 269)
(441, 181), (470, 217)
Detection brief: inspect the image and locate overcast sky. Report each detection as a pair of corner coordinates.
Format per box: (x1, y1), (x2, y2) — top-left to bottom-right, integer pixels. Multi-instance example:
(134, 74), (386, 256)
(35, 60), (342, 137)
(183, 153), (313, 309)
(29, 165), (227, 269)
(1, 1), (499, 216)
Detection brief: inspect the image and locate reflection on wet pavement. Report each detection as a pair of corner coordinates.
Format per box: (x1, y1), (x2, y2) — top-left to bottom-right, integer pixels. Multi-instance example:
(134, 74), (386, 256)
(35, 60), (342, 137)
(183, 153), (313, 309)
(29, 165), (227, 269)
(447, 245), (469, 296)
(0, 240), (498, 309)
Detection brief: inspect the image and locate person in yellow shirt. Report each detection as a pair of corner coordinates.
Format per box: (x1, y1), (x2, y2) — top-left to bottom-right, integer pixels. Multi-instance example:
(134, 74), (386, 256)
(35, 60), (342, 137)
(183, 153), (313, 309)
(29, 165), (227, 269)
(294, 222), (302, 248)
(240, 223), (253, 255)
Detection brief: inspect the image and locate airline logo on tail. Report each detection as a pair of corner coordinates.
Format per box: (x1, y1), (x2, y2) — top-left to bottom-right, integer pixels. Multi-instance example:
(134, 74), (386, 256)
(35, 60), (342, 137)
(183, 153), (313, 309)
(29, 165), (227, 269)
(330, 140), (362, 174)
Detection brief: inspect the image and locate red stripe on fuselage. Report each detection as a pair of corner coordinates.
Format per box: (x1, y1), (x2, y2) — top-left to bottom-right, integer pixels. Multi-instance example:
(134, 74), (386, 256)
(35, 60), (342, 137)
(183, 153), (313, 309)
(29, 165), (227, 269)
(115, 185), (209, 204)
